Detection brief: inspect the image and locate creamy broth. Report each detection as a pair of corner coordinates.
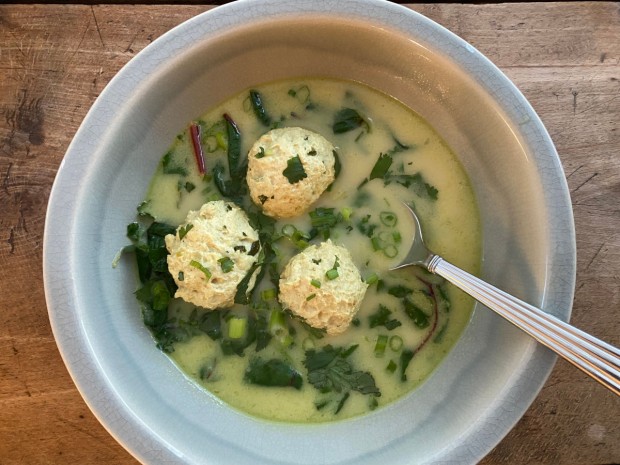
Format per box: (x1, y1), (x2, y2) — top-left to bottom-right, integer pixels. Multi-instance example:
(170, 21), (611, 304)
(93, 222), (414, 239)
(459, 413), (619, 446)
(131, 78), (481, 422)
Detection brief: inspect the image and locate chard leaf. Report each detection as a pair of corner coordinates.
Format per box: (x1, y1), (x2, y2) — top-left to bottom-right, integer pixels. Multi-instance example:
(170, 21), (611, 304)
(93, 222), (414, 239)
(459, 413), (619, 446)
(244, 358), (303, 389)
(403, 298), (430, 329)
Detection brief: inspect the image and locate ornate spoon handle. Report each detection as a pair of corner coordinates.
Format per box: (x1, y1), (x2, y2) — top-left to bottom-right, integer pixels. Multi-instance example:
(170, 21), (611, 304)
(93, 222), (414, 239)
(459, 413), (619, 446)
(428, 255), (620, 396)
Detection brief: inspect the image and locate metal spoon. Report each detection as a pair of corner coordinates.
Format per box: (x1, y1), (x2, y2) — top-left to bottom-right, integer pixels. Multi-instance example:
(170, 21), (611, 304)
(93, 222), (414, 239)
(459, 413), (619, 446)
(391, 203), (620, 396)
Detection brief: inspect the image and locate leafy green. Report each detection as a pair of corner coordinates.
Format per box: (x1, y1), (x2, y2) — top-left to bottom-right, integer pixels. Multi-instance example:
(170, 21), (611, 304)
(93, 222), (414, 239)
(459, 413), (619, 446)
(368, 305), (402, 330)
(400, 349), (415, 381)
(282, 156), (307, 184)
(304, 345), (380, 413)
(162, 151), (188, 176)
(403, 298), (430, 329)
(332, 108), (370, 134)
(387, 285), (413, 298)
(218, 256), (234, 273)
(385, 172), (438, 200)
(244, 358), (303, 389)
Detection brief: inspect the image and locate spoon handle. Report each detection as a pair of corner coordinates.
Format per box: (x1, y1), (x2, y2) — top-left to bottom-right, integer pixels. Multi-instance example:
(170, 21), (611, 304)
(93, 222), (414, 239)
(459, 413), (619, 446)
(427, 255), (620, 396)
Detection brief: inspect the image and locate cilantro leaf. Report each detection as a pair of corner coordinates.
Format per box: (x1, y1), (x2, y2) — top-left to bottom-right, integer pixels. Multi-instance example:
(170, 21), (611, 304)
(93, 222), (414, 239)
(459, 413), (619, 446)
(282, 155), (308, 183)
(304, 345), (380, 407)
(368, 305), (402, 330)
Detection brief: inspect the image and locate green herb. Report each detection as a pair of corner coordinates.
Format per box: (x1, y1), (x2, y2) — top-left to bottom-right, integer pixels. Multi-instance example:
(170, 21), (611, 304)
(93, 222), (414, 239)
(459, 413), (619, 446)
(332, 108), (370, 134)
(325, 257), (340, 280)
(306, 293), (316, 301)
(310, 279), (322, 288)
(190, 260), (212, 280)
(403, 298), (430, 329)
(364, 273), (379, 285)
(386, 360), (397, 373)
(387, 285), (413, 298)
(162, 151), (188, 176)
(227, 316), (247, 339)
(213, 114), (247, 201)
(218, 256), (234, 273)
(177, 271), (184, 281)
(385, 172), (438, 200)
(261, 288), (277, 301)
(184, 181), (196, 192)
(282, 156), (308, 184)
(368, 305), (402, 330)
(309, 207), (341, 240)
(249, 90), (272, 127)
(178, 223), (194, 240)
(400, 349), (415, 381)
(256, 146), (266, 158)
(304, 345), (380, 413)
(374, 335), (388, 357)
(244, 358), (303, 389)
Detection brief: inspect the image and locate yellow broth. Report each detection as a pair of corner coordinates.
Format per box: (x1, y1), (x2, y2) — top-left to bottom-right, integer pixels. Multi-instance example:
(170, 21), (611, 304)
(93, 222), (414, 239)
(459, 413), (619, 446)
(137, 78), (481, 422)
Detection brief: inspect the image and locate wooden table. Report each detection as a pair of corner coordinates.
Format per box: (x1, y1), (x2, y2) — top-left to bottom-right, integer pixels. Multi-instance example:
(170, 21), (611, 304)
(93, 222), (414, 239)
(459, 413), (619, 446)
(1, 2), (618, 463)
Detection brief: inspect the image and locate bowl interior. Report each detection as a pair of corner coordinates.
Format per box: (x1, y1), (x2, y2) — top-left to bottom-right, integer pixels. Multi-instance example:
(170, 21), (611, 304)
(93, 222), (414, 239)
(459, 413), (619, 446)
(45, 4), (575, 465)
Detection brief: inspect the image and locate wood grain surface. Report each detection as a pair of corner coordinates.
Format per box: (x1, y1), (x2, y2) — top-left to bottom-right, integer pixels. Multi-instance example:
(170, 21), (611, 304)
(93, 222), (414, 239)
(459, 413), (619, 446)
(1, 2), (618, 464)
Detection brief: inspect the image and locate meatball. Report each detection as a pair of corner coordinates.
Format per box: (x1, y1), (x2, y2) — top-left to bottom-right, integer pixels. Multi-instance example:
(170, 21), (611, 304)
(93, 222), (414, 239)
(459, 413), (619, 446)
(165, 201), (260, 309)
(278, 240), (368, 336)
(247, 127), (336, 218)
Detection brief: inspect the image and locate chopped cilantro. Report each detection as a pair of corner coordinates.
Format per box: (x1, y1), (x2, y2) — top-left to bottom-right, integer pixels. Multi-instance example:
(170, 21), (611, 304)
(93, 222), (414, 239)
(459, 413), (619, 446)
(368, 305), (402, 330)
(282, 156), (308, 184)
(218, 256), (234, 273)
(178, 223), (194, 240)
(304, 345), (380, 413)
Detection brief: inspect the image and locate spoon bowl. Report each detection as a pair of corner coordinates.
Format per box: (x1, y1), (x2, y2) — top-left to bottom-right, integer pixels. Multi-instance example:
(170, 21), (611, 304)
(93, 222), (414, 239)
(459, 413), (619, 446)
(393, 203), (620, 396)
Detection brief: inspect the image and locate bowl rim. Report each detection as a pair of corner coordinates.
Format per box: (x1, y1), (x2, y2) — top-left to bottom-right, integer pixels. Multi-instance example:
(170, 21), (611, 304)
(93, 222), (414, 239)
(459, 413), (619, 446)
(43, 1), (576, 464)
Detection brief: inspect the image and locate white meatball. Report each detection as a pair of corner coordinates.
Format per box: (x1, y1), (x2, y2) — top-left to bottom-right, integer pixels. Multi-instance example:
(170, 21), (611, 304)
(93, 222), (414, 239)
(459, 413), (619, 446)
(278, 240), (368, 335)
(165, 201), (260, 309)
(247, 127), (336, 218)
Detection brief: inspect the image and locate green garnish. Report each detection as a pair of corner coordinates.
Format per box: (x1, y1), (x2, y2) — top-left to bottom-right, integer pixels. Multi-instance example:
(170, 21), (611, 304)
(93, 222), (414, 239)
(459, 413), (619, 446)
(374, 335), (388, 357)
(332, 108), (370, 134)
(310, 279), (322, 288)
(282, 156), (308, 184)
(249, 90), (272, 127)
(325, 269), (339, 280)
(309, 207), (342, 239)
(244, 357), (303, 390)
(368, 305), (402, 330)
(389, 335), (404, 351)
(256, 146), (266, 158)
(379, 211), (397, 227)
(227, 317), (247, 339)
(403, 298), (430, 329)
(304, 345), (380, 412)
(190, 260), (212, 280)
(400, 349), (415, 381)
(178, 223), (194, 240)
(218, 256), (234, 273)
(306, 293), (316, 301)
(261, 288), (277, 301)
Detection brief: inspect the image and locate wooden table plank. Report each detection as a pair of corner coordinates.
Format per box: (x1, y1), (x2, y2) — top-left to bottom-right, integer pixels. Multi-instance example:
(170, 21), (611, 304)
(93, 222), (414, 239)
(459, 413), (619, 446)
(1, 3), (618, 464)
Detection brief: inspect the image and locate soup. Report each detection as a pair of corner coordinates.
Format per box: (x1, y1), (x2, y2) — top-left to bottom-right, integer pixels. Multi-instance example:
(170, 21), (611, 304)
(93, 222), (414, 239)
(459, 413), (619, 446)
(123, 78), (481, 422)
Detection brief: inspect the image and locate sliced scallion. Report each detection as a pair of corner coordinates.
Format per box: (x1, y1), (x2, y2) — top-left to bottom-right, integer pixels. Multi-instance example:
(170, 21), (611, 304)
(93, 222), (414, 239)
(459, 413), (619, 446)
(374, 335), (388, 357)
(190, 260), (212, 280)
(227, 317), (247, 339)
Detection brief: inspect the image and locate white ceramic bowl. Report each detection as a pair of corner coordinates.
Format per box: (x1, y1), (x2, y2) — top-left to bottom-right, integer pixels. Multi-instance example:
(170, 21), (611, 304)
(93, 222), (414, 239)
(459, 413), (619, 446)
(43, 1), (576, 463)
